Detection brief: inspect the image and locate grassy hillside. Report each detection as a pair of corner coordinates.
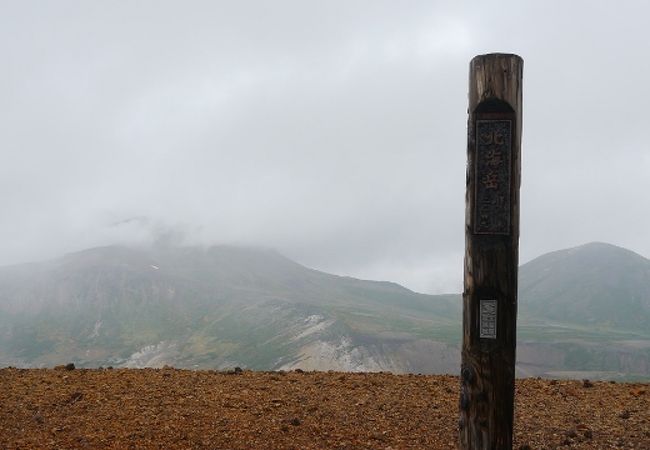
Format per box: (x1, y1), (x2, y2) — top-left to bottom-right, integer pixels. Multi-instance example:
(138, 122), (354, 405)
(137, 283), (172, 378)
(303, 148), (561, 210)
(516, 242), (650, 378)
(0, 245), (459, 371)
(0, 242), (649, 379)
(519, 242), (650, 333)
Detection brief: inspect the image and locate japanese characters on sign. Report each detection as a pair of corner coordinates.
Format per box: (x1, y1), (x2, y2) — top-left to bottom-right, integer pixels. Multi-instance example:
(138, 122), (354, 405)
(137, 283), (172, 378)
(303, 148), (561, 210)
(474, 119), (512, 234)
(479, 299), (498, 339)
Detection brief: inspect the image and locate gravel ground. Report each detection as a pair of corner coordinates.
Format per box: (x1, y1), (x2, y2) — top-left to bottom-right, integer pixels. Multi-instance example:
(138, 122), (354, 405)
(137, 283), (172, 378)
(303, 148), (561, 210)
(0, 367), (648, 449)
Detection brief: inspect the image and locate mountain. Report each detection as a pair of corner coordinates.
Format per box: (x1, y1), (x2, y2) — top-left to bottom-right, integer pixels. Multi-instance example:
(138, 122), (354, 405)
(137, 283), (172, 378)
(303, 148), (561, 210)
(0, 242), (648, 380)
(516, 242), (650, 379)
(0, 245), (460, 373)
(519, 242), (650, 331)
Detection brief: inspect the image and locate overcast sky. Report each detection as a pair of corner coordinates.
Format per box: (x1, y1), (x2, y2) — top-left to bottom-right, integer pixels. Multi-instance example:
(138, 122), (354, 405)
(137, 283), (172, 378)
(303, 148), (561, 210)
(1, 1), (649, 293)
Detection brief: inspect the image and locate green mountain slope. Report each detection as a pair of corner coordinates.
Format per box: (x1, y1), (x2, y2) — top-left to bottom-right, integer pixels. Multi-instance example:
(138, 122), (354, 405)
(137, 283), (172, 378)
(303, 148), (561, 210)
(516, 242), (650, 379)
(0, 242), (648, 379)
(519, 242), (650, 332)
(0, 245), (460, 372)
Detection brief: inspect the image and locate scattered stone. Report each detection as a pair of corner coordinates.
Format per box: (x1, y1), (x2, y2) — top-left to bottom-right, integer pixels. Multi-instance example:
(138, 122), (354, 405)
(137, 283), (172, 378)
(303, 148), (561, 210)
(619, 410), (631, 419)
(67, 392), (83, 404)
(565, 428), (578, 438)
(64, 363), (75, 371)
(630, 387), (646, 396)
(0, 370), (647, 449)
(582, 379), (594, 388)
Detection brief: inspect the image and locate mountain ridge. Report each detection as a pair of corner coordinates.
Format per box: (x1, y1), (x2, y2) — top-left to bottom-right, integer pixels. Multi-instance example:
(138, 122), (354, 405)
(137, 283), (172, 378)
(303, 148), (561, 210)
(519, 241), (650, 333)
(0, 242), (649, 379)
(0, 244), (460, 373)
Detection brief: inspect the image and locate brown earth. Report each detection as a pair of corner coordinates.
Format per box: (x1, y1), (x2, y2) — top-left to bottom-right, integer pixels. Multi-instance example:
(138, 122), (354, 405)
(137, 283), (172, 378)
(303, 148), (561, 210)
(0, 367), (648, 449)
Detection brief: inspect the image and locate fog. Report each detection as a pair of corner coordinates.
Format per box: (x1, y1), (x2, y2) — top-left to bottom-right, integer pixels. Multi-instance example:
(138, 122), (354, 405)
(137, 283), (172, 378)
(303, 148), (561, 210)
(1, 1), (649, 293)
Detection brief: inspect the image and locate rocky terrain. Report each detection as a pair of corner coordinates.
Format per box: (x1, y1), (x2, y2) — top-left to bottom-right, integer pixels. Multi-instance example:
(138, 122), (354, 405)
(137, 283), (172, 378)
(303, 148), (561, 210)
(1, 367), (648, 449)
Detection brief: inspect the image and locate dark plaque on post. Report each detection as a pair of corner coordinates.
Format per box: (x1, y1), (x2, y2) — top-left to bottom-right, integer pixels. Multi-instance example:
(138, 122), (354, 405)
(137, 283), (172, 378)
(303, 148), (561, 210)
(460, 54), (523, 450)
(474, 119), (512, 235)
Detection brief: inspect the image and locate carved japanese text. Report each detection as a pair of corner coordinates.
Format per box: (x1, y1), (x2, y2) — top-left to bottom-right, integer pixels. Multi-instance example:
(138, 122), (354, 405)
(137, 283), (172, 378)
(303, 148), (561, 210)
(474, 120), (512, 234)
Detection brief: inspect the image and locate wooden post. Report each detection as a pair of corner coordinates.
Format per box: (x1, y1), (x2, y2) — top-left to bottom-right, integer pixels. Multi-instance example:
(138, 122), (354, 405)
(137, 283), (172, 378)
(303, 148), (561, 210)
(460, 53), (523, 450)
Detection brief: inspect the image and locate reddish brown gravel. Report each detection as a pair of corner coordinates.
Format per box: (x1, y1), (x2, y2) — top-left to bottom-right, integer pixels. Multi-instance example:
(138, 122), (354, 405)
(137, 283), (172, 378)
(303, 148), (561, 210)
(0, 368), (648, 449)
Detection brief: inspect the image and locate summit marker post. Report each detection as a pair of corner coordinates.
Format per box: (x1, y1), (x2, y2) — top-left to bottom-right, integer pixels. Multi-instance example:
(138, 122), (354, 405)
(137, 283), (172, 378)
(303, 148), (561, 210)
(460, 53), (523, 449)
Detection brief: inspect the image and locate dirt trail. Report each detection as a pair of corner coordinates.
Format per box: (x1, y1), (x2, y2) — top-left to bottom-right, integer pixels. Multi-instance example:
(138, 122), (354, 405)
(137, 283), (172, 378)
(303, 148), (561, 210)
(1, 368), (648, 449)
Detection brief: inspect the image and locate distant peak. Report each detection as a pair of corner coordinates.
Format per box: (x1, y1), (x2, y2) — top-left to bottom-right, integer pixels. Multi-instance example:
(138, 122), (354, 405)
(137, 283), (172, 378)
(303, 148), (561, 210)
(524, 241), (649, 269)
(63, 245), (142, 259)
(575, 241), (621, 250)
(568, 242), (645, 258)
(205, 244), (290, 260)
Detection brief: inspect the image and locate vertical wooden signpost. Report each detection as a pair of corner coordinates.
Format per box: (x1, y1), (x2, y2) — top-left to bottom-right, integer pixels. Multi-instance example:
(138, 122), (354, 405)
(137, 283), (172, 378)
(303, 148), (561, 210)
(460, 53), (523, 449)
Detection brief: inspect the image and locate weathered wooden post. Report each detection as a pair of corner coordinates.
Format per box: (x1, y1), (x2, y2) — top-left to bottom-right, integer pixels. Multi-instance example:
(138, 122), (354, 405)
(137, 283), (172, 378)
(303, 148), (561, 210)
(460, 53), (523, 449)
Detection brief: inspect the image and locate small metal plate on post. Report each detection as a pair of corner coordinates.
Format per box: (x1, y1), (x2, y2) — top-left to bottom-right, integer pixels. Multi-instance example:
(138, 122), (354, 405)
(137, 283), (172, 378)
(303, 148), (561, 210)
(479, 299), (497, 339)
(474, 119), (512, 235)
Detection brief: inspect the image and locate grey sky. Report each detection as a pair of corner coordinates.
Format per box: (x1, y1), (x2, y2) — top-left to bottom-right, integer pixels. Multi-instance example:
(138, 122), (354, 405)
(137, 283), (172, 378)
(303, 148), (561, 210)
(1, 1), (649, 293)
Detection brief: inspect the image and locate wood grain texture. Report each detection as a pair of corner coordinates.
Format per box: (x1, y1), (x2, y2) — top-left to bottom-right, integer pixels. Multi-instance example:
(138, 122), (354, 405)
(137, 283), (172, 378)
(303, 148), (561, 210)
(460, 53), (523, 450)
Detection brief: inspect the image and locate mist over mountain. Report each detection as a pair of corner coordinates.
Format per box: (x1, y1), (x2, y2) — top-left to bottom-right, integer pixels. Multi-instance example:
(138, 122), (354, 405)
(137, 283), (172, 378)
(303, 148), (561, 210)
(0, 244), (460, 373)
(0, 242), (648, 380)
(519, 242), (650, 332)
(514, 242), (650, 379)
